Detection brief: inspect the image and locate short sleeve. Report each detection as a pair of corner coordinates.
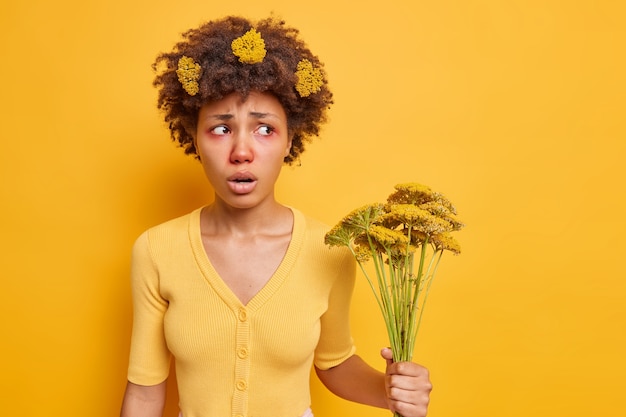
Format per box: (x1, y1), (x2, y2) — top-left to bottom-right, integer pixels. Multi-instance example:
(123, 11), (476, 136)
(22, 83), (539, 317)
(314, 247), (357, 370)
(126, 230), (171, 385)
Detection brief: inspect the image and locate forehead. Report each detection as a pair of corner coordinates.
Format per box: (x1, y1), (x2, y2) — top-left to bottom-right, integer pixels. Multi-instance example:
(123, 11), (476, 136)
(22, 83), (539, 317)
(199, 91), (286, 119)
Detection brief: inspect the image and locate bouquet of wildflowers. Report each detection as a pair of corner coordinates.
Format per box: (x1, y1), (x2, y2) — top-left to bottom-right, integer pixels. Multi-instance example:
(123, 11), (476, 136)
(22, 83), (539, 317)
(325, 183), (464, 367)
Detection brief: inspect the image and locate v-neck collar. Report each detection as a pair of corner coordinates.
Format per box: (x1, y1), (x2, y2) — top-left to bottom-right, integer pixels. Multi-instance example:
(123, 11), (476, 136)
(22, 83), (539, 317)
(189, 206), (305, 312)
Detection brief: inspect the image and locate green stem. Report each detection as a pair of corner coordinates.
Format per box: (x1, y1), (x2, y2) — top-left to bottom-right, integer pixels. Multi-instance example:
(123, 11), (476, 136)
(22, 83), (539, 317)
(386, 246), (400, 350)
(353, 244), (401, 357)
(414, 249), (444, 340)
(404, 237), (429, 361)
(400, 254), (413, 362)
(369, 239), (400, 355)
(353, 257), (384, 321)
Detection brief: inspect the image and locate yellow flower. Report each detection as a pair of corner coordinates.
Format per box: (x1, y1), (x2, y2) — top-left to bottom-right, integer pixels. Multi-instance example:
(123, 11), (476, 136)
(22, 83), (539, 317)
(382, 204), (454, 238)
(295, 59), (323, 97)
(353, 244), (372, 263)
(387, 183), (434, 205)
(430, 233), (462, 254)
(360, 225), (413, 259)
(369, 225), (409, 249)
(384, 204), (431, 227)
(418, 201), (449, 217)
(325, 204), (385, 257)
(176, 56), (202, 96)
(431, 192), (457, 215)
(323, 181), (464, 363)
(340, 203), (385, 233)
(414, 213), (453, 235)
(324, 223), (352, 248)
(419, 201), (464, 231)
(231, 28), (267, 64)
(410, 229), (429, 244)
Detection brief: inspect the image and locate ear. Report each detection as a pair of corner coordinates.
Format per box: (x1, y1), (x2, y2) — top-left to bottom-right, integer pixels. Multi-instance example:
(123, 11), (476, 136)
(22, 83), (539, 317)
(191, 129), (199, 158)
(284, 135), (293, 157)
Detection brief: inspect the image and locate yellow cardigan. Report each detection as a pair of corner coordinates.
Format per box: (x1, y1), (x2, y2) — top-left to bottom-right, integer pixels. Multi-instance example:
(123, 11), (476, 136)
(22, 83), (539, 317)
(127, 207), (356, 417)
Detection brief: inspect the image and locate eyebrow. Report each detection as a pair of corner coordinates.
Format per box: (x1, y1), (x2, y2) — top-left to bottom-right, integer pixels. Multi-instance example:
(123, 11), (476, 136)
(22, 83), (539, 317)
(250, 112), (274, 119)
(209, 114), (233, 121)
(207, 112), (279, 121)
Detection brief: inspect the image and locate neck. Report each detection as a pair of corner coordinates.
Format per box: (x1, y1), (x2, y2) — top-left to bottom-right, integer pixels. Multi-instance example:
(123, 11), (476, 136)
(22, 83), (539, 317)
(202, 197), (291, 237)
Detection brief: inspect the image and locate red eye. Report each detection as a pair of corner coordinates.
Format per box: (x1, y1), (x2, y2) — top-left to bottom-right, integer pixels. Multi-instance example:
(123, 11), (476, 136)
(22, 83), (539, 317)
(256, 125), (274, 136)
(211, 125), (230, 135)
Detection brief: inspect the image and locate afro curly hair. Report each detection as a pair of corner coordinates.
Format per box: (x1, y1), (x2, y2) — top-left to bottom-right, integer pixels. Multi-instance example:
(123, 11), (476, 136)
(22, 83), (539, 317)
(153, 16), (333, 165)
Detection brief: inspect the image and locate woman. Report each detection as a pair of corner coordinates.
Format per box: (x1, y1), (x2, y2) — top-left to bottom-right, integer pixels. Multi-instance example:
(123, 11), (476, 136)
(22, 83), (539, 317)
(120, 16), (432, 417)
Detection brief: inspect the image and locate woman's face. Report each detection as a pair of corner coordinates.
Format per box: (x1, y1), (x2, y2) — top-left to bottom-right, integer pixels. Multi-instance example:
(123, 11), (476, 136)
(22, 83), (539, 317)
(195, 91), (292, 210)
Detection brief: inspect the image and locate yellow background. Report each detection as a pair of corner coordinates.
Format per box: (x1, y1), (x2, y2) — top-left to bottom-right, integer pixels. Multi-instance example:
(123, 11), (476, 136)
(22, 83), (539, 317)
(1, 0), (624, 416)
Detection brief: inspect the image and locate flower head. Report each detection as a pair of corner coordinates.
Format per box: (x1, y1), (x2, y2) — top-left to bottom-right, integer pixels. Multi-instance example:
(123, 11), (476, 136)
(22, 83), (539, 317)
(324, 223), (353, 248)
(325, 203), (384, 248)
(430, 233), (462, 254)
(295, 59), (324, 97)
(382, 203), (456, 243)
(368, 225), (414, 262)
(231, 28), (267, 64)
(383, 204), (431, 228)
(369, 225), (410, 249)
(419, 201), (464, 231)
(176, 56), (202, 96)
(353, 244), (373, 263)
(387, 183), (434, 206)
(338, 203), (385, 235)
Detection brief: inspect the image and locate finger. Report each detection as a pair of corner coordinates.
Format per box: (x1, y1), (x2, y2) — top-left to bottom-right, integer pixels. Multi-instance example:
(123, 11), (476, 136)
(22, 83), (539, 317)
(380, 347), (394, 367)
(387, 381), (432, 410)
(389, 397), (431, 417)
(388, 384), (431, 404)
(387, 372), (433, 392)
(387, 361), (429, 378)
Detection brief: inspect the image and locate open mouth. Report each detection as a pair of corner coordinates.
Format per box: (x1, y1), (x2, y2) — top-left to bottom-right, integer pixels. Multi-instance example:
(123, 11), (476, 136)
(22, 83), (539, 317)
(229, 172), (257, 183)
(228, 172), (258, 194)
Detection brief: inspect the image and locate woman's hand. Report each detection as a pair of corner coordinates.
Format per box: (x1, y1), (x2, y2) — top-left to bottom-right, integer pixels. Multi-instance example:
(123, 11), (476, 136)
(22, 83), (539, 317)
(381, 348), (432, 417)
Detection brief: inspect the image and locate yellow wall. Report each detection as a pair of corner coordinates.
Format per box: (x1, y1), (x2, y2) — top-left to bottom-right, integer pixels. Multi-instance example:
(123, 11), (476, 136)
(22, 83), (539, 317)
(1, 1), (625, 416)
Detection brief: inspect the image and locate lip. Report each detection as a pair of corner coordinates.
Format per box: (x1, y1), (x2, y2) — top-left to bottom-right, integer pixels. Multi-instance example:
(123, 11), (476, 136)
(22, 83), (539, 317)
(227, 171), (258, 194)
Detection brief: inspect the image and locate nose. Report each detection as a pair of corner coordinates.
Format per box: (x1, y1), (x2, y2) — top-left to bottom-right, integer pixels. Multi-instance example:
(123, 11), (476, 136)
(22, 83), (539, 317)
(230, 132), (254, 164)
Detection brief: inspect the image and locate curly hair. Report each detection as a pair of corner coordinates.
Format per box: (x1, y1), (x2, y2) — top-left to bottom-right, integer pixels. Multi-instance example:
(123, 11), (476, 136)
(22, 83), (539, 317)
(153, 16), (333, 165)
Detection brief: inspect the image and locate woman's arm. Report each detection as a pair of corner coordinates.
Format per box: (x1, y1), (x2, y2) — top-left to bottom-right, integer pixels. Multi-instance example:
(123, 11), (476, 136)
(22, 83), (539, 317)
(315, 349), (432, 417)
(120, 380), (167, 417)
(315, 354), (388, 408)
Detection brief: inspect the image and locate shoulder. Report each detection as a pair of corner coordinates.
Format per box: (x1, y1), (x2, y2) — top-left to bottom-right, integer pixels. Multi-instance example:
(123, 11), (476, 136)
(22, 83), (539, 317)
(291, 207), (330, 245)
(133, 207), (202, 253)
(302, 212), (331, 238)
(292, 208), (354, 267)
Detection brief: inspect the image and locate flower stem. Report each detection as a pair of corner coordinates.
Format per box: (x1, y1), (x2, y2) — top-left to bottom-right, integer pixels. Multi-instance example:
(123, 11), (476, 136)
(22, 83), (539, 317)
(415, 249), (444, 338)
